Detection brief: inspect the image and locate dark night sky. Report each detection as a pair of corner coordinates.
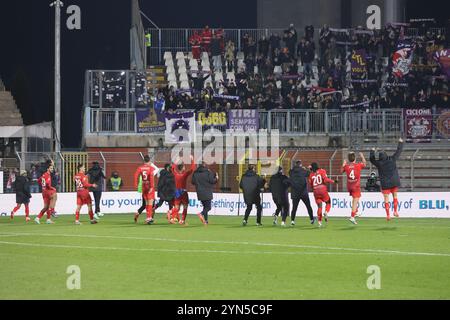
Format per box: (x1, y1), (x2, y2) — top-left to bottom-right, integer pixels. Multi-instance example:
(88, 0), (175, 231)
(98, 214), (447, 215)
(0, 0), (446, 149)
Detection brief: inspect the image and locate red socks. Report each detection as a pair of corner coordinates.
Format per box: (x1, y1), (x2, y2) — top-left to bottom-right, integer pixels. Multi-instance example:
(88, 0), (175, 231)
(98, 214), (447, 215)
(385, 202), (390, 217)
(47, 208), (54, 219)
(317, 207), (323, 222)
(75, 211), (80, 221)
(25, 204), (29, 218)
(393, 199), (398, 214)
(12, 204), (20, 213)
(351, 211), (356, 218)
(325, 203), (331, 213)
(38, 208), (47, 219)
(88, 210), (94, 220)
(146, 205), (153, 220)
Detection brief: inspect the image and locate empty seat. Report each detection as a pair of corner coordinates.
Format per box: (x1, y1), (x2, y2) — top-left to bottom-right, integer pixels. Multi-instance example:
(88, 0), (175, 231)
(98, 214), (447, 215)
(165, 59), (174, 67)
(214, 72), (224, 82)
(164, 51), (172, 60)
(273, 66), (282, 74)
(201, 59), (210, 68)
(179, 73), (189, 82)
(166, 66), (175, 74)
(175, 52), (185, 60)
(177, 59), (186, 68)
(168, 81), (178, 89)
(190, 65), (199, 72)
(236, 52), (245, 60)
(202, 65), (211, 72)
(187, 52), (193, 60)
(167, 73), (177, 82)
(201, 52), (209, 59)
(178, 66), (187, 74)
(189, 59), (198, 68)
(180, 80), (190, 89)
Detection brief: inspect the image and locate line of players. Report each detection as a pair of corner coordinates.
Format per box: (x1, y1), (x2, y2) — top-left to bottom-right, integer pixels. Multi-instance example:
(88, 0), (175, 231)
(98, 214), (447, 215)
(9, 138), (403, 226)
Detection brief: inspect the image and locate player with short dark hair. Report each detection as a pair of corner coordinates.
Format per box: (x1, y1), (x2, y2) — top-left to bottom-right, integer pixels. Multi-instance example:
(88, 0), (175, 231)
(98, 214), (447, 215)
(73, 164), (98, 225)
(370, 138), (404, 221)
(134, 155), (157, 224)
(171, 155), (195, 225)
(342, 152), (367, 225)
(308, 162), (336, 227)
(289, 160), (315, 225)
(34, 162), (57, 224)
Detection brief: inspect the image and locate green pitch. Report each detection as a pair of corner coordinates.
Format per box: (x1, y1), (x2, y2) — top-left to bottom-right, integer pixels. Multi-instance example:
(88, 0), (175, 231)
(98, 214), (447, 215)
(0, 213), (449, 300)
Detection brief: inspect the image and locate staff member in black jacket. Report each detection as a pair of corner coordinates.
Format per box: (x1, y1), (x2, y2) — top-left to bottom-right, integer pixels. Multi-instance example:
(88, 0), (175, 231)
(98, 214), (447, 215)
(192, 162), (218, 226)
(269, 167), (291, 227)
(239, 164), (266, 226)
(87, 162), (106, 218)
(10, 170), (32, 221)
(370, 138), (404, 221)
(289, 160), (315, 225)
(154, 164), (176, 223)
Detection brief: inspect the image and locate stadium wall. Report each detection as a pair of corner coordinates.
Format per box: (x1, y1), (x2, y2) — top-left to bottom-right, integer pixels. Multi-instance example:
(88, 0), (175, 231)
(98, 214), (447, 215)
(1, 192), (449, 218)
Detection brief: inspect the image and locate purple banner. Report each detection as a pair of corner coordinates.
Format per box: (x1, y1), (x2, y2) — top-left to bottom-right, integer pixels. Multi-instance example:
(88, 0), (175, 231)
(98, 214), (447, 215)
(228, 109), (259, 132)
(136, 104), (166, 133)
(433, 49), (450, 79)
(403, 108), (433, 143)
(351, 49), (367, 79)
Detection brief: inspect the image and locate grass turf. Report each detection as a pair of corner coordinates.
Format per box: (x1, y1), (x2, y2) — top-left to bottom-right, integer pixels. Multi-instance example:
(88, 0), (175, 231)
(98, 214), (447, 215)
(0, 213), (449, 300)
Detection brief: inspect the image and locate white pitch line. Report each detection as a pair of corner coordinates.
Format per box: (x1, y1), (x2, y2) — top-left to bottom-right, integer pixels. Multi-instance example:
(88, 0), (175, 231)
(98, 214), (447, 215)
(0, 240), (391, 256)
(0, 232), (449, 257)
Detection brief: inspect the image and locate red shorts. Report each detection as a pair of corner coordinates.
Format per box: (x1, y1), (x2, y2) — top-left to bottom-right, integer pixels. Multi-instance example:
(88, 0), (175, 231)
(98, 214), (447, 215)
(77, 190), (92, 206)
(142, 185), (155, 201)
(42, 189), (56, 205)
(382, 187), (398, 195)
(314, 192), (330, 205)
(174, 191), (189, 206)
(348, 188), (361, 198)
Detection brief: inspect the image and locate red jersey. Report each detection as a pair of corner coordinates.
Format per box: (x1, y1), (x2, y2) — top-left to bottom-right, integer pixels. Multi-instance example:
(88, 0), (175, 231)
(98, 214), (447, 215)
(134, 164), (155, 189)
(342, 162), (365, 190)
(172, 162), (195, 190)
(308, 169), (335, 195)
(74, 172), (94, 192)
(40, 172), (55, 192)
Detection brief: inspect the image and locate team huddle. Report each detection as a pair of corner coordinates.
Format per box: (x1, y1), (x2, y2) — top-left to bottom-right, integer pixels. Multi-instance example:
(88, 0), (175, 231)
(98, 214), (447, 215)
(9, 138), (404, 226)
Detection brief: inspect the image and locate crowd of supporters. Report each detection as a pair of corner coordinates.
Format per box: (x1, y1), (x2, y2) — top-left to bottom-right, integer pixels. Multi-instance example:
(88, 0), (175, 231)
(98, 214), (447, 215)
(156, 22), (449, 113)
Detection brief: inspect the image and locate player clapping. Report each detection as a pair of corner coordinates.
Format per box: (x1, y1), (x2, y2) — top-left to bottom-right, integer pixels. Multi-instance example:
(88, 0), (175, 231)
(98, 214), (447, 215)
(134, 155), (157, 224)
(342, 152), (367, 225)
(308, 163), (337, 227)
(171, 155), (195, 225)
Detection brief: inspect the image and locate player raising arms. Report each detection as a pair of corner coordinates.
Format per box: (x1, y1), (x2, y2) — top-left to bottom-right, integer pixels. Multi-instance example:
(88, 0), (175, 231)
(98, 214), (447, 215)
(34, 162), (57, 224)
(370, 138), (404, 221)
(342, 152), (367, 225)
(134, 155), (157, 224)
(308, 163), (337, 227)
(74, 164), (98, 225)
(171, 155), (195, 225)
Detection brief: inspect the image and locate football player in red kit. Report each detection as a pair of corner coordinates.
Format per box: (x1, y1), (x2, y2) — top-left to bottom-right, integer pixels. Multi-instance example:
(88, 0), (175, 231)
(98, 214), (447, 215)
(74, 164), (98, 225)
(308, 163), (337, 227)
(171, 155), (195, 225)
(34, 163), (57, 224)
(134, 155), (156, 224)
(342, 152), (367, 225)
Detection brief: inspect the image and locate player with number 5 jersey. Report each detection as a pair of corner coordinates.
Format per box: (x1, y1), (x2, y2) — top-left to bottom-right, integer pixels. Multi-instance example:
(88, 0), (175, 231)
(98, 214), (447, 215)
(308, 163), (336, 227)
(342, 152), (367, 225)
(134, 155), (157, 224)
(35, 161), (57, 225)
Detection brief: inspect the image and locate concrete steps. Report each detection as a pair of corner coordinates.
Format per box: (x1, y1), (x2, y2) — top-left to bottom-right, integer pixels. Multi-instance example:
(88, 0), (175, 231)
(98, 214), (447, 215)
(0, 90), (23, 126)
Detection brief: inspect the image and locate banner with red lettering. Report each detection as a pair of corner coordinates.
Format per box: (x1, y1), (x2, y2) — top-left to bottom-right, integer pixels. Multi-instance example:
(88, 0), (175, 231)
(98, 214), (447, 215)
(403, 108), (433, 143)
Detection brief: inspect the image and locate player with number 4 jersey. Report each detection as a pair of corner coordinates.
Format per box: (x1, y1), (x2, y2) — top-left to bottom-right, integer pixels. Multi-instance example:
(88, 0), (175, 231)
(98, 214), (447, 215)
(342, 152), (367, 225)
(308, 163), (336, 227)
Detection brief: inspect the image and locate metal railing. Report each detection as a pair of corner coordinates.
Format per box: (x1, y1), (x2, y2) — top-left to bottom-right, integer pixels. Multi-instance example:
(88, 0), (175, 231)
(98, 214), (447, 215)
(86, 107), (404, 136)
